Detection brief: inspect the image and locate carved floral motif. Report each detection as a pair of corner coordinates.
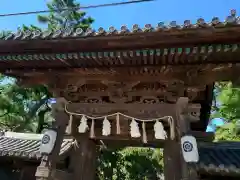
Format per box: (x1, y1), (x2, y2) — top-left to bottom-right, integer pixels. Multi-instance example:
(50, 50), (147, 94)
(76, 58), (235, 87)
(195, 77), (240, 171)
(62, 81), (202, 103)
(60, 80), (202, 121)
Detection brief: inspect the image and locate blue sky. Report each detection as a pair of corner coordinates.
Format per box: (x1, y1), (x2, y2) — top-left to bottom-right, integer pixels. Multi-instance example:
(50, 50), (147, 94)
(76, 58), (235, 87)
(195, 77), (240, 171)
(1, 0), (238, 131)
(1, 0), (240, 31)
(206, 118), (225, 132)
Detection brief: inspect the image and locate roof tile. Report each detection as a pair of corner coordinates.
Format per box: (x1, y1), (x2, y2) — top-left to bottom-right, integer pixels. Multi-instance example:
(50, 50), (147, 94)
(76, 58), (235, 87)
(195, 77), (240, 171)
(0, 10), (239, 41)
(0, 135), (74, 160)
(197, 142), (240, 175)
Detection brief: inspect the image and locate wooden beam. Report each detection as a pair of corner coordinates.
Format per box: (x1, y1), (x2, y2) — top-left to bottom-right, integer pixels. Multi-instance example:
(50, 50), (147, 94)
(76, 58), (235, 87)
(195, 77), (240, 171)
(5, 68), (185, 82)
(66, 102), (200, 121)
(191, 131), (214, 142)
(67, 131), (213, 149)
(5, 64), (240, 88)
(186, 65), (240, 86)
(66, 102), (176, 118)
(76, 133), (166, 148)
(98, 139), (164, 148)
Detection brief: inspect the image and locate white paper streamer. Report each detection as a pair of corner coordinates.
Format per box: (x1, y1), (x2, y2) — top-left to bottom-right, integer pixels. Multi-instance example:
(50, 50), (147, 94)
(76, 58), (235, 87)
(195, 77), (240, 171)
(142, 122), (147, 143)
(130, 118), (141, 138)
(65, 105), (170, 141)
(78, 115), (88, 133)
(154, 120), (167, 139)
(90, 119), (95, 138)
(116, 113), (121, 134)
(102, 117), (111, 136)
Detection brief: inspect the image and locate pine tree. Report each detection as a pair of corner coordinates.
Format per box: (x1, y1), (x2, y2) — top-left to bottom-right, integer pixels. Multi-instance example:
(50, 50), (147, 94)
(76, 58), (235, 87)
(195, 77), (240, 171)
(37, 0), (94, 30)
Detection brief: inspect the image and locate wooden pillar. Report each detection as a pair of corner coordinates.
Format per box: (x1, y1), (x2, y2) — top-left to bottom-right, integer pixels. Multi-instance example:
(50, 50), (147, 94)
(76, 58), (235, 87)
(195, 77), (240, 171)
(163, 140), (181, 180)
(21, 166), (37, 180)
(163, 97), (187, 180)
(188, 167), (200, 180)
(35, 97), (69, 180)
(177, 97), (190, 180)
(69, 135), (97, 180)
(68, 116), (98, 180)
(164, 97), (200, 180)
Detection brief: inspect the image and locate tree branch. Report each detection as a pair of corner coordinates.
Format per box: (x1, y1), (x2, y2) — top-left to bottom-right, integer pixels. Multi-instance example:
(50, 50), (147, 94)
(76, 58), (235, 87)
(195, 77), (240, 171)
(0, 111), (8, 117)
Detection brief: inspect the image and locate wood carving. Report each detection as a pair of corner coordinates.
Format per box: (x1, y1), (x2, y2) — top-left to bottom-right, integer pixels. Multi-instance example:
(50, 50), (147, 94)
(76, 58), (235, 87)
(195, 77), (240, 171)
(139, 96), (159, 104)
(62, 80), (203, 103)
(104, 81), (132, 103)
(85, 97), (103, 103)
(60, 80), (202, 122)
(187, 104), (201, 122)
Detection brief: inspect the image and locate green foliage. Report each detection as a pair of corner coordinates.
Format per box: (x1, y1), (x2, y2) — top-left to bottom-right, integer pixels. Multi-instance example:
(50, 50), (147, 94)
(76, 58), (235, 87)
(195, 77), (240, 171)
(97, 148), (163, 180)
(215, 122), (240, 141)
(21, 24), (42, 32)
(213, 82), (240, 141)
(0, 77), (52, 132)
(213, 82), (240, 120)
(37, 0), (94, 30)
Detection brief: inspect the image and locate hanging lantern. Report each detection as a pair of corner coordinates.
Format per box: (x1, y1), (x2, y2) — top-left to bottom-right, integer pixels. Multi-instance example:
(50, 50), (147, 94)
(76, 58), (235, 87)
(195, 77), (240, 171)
(39, 129), (57, 155)
(181, 135), (199, 163)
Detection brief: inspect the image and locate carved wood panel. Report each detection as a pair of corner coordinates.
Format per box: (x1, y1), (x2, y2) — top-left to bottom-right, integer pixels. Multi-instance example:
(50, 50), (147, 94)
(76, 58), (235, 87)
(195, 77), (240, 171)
(62, 80), (204, 104)
(59, 80), (202, 121)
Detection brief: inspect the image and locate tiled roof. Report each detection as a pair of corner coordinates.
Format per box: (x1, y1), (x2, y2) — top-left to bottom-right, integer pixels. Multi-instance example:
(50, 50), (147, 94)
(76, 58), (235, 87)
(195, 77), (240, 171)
(0, 10), (239, 70)
(0, 10), (239, 41)
(0, 132), (74, 160)
(197, 142), (240, 175)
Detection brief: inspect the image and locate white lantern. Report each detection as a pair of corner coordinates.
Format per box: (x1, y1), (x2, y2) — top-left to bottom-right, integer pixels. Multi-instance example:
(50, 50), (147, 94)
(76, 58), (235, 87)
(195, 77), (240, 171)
(39, 129), (57, 155)
(181, 135), (199, 163)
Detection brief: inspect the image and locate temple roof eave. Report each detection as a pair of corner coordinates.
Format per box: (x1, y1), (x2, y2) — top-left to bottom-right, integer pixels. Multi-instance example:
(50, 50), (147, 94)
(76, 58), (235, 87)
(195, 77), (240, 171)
(0, 10), (240, 54)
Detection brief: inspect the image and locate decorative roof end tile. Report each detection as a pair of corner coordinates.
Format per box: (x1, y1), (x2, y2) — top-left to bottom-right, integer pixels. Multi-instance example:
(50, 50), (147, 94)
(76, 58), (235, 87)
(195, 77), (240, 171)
(97, 27), (106, 35)
(143, 24), (154, 32)
(32, 29), (42, 39)
(62, 27), (73, 37)
(73, 28), (83, 37)
(132, 24), (142, 33)
(0, 9), (239, 41)
(52, 29), (62, 39)
(108, 26), (117, 35)
(41, 29), (52, 39)
(120, 25), (130, 34)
